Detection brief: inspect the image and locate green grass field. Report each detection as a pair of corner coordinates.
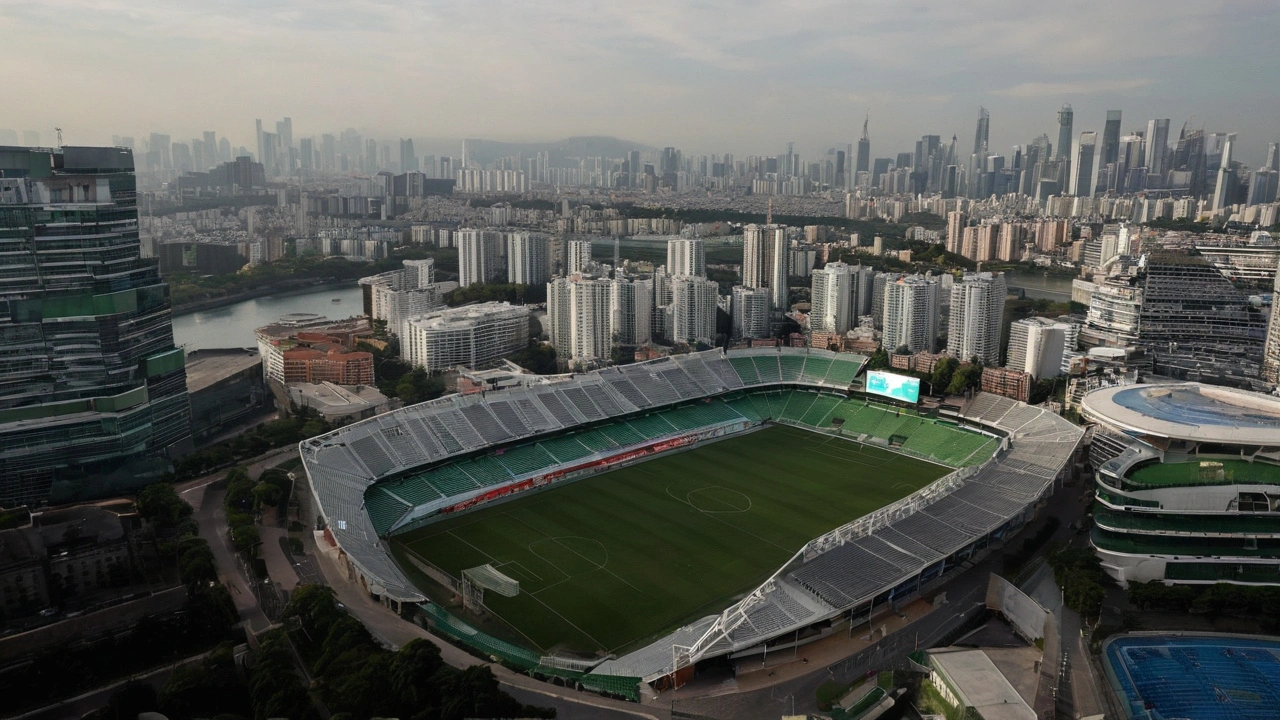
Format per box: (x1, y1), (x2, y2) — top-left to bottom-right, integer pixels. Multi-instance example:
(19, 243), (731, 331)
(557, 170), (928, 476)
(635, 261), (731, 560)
(392, 425), (947, 656)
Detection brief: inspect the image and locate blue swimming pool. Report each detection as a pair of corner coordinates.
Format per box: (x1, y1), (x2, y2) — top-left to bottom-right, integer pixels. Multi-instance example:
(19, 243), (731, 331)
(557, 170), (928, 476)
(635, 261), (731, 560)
(1104, 634), (1280, 720)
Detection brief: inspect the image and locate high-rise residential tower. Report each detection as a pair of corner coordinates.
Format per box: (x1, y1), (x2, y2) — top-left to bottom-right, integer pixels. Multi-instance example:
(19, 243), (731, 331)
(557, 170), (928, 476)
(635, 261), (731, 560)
(947, 272), (1007, 365)
(457, 229), (505, 287)
(666, 236), (705, 278)
(742, 224), (790, 314)
(882, 275), (940, 354)
(810, 261), (872, 335)
(505, 232), (549, 286)
(0, 146), (191, 505)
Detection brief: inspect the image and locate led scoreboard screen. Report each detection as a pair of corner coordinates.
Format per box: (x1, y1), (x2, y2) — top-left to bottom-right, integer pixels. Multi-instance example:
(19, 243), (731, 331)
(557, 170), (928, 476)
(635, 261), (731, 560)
(865, 371), (921, 404)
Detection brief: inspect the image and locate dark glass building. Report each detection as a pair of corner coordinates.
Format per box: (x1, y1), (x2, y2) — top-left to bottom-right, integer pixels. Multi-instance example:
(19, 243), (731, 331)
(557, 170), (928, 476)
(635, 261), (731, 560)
(0, 146), (191, 505)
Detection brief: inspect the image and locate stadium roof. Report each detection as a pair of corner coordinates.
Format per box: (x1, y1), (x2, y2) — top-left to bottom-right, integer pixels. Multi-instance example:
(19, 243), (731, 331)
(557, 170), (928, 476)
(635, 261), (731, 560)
(1080, 383), (1280, 446)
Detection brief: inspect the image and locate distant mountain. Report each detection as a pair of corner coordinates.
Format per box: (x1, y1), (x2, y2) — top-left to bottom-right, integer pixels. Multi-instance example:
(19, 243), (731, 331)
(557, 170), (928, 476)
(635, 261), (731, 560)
(463, 136), (657, 167)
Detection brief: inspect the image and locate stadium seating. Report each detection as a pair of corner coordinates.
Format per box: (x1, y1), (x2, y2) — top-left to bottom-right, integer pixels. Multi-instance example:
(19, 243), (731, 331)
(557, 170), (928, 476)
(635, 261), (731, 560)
(752, 355), (783, 384)
(351, 435), (397, 477)
(426, 465), (481, 497)
(589, 386), (627, 417)
(780, 391), (817, 423)
(627, 413), (678, 439)
(576, 429), (620, 453)
(598, 422), (646, 447)
(779, 355), (805, 382)
(540, 435), (595, 464)
(728, 357), (761, 385)
(800, 357), (833, 385)
(365, 488), (412, 534)
(464, 456), (515, 486)
(381, 476), (444, 506)
(460, 405), (511, 445)
(379, 427), (431, 468)
(724, 394), (764, 422)
(535, 391), (580, 426)
(562, 387), (606, 420)
(799, 395), (841, 427)
(608, 378), (652, 409)
(822, 357), (861, 386)
(496, 444), (559, 477)
(487, 401), (530, 437)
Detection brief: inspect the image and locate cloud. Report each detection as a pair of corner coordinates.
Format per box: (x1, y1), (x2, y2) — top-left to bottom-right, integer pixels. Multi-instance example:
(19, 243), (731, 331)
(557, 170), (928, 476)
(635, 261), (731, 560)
(993, 79), (1154, 98)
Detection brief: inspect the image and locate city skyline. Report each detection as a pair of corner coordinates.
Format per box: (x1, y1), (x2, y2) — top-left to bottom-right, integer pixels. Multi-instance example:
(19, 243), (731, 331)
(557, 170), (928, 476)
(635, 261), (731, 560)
(6, 1), (1280, 162)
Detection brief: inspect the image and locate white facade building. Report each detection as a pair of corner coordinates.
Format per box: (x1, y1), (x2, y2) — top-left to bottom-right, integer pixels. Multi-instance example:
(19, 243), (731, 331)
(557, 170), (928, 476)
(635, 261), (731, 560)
(1007, 317), (1073, 379)
(566, 238), (593, 275)
(810, 262), (873, 335)
(742, 224), (790, 313)
(666, 236), (706, 278)
(670, 276), (719, 345)
(947, 272), (1007, 365)
(882, 274), (940, 353)
(506, 231), (549, 286)
(402, 302), (530, 372)
(731, 285), (771, 340)
(457, 228), (505, 287)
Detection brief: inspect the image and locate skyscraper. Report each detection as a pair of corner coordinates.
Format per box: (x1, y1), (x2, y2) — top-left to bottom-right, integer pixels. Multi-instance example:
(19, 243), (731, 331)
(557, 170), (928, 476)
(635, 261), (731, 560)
(1056, 105), (1074, 162)
(1070, 131), (1098, 197)
(1101, 110), (1122, 166)
(883, 275), (940, 354)
(666, 237), (705, 278)
(0, 146), (191, 505)
(1212, 135), (1238, 212)
(742, 224), (789, 314)
(947, 272), (1007, 365)
(973, 107), (990, 154)
(566, 238), (593, 275)
(1145, 118), (1171, 177)
(399, 138), (418, 173)
(855, 114), (871, 176)
(548, 275), (613, 365)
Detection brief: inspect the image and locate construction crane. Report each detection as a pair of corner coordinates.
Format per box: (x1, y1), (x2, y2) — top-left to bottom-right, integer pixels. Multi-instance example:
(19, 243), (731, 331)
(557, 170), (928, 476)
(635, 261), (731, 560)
(55, 128), (63, 147)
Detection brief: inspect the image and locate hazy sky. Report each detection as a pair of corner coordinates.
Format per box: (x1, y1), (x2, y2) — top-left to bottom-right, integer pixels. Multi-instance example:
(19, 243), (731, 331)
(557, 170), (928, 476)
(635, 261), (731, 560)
(7, 0), (1280, 163)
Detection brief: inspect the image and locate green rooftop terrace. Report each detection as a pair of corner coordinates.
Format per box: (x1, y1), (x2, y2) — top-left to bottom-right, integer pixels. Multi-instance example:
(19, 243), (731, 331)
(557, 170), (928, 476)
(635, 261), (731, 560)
(1125, 459), (1280, 490)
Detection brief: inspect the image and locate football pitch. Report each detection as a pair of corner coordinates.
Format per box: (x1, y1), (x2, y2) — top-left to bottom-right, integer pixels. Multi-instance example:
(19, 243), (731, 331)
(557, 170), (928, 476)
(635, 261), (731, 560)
(391, 424), (948, 655)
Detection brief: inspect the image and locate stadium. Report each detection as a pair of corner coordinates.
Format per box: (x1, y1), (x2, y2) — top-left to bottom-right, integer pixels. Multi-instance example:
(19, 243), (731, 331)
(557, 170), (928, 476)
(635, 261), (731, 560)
(301, 347), (1081, 697)
(1081, 383), (1280, 586)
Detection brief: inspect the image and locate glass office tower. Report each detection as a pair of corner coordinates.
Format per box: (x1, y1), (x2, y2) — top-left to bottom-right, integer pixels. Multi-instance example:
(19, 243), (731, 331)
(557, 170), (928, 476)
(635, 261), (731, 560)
(0, 146), (191, 506)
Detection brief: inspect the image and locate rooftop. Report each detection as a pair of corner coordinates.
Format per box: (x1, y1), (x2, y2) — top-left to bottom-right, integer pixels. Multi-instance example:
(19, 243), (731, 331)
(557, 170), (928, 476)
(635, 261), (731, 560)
(928, 647), (1036, 720)
(1081, 383), (1280, 446)
(183, 348), (261, 394)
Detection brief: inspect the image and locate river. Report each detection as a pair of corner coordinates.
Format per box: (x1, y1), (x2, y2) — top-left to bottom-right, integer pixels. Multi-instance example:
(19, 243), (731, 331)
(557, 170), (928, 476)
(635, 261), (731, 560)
(171, 283), (365, 352)
(1004, 270), (1076, 302)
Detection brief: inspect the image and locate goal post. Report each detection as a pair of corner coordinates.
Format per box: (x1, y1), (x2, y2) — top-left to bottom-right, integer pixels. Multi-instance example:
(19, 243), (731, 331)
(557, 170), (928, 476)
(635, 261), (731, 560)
(463, 564), (521, 597)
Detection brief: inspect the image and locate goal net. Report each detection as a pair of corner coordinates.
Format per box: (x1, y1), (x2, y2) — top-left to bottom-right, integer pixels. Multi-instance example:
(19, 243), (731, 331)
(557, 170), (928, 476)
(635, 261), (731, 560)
(462, 564), (520, 598)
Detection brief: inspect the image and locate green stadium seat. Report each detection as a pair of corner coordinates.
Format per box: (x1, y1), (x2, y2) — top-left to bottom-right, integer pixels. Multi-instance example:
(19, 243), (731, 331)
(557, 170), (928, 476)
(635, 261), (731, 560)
(463, 456), (513, 486)
(823, 358), (860, 386)
(800, 357), (833, 384)
(798, 395), (841, 428)
(364, 488), (412, 535)
(599, 422), (646, 447)
(626, 414), (677, 439)
(427, 465), (482, 497)
(381, 476), (445, 505)
(540, 435), (594, 464)
(728, 357), (760, 385)
(752, 355), (782, 383)
(779, 355), (805, 382)
(780, 391), (816, 422)
(726, 394), (764, 422)
(496, 444), (559, 477)
(576, 429), (620, 453)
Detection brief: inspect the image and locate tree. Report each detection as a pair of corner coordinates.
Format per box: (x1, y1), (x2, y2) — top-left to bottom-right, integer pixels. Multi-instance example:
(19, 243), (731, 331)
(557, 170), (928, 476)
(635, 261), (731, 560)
(252, 482), (283, 509)
(867, 348), (890, 370)
(508, 341), (558, 375)
(137, 483), (193, 529)
(231, 525), (260, 555)
(931, 357), (959, 394)
(946, 363), (983, 395)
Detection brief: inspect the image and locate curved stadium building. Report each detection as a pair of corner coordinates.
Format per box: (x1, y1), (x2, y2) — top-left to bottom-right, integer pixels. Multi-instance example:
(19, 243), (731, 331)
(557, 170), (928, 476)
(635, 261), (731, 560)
(301, 347), (1081, 695)
(1081, 383), (1280, 586)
